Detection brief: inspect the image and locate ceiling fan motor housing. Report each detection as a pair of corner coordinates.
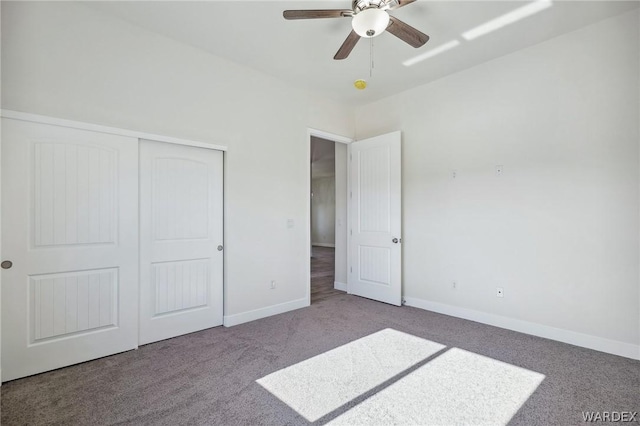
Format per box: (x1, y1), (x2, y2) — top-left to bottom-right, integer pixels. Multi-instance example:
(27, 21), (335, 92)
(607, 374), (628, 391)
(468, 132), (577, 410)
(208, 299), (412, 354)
(351, 0), (391, 38)
(352, 0), (390, 13)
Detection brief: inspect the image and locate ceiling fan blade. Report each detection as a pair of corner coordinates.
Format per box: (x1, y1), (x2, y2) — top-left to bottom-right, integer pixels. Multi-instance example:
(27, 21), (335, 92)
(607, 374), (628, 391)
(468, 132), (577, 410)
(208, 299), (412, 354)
(385, 0), (417, 11)
(283, 10), (353, 20)
(387, 16), (429, 48)
(334, 30), (361, 60)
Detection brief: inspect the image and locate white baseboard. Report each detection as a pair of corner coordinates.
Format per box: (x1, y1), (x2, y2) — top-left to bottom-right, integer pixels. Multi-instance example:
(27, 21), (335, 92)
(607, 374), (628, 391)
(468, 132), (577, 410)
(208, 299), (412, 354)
(312, 243), (335, 248)
(404, 297), (640, 361)
(223, 297), (309, 327)
(334, 281), (347, 291)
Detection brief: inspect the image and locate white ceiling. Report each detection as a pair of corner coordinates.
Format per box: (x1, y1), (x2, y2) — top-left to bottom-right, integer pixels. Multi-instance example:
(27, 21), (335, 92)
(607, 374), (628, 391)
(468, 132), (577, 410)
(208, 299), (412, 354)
(89, 1), (639, 106)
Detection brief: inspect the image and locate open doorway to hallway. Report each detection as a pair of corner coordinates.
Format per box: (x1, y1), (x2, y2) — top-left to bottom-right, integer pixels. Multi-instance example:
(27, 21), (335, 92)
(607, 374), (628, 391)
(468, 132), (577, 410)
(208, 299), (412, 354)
(310, 136), (347, 303)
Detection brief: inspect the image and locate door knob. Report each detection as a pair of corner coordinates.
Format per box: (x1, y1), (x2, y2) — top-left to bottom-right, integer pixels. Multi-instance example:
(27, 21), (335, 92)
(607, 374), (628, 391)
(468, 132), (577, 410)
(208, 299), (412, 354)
(1, 260), (13, 269)
(217, 245), (224, 251)
(392, 238), (399, 244)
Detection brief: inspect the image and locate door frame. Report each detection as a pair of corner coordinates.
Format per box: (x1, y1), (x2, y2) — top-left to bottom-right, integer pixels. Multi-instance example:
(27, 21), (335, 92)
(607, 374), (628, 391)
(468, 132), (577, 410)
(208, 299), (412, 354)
(306, 128), (353, 306)
(0, 110), (228, 152)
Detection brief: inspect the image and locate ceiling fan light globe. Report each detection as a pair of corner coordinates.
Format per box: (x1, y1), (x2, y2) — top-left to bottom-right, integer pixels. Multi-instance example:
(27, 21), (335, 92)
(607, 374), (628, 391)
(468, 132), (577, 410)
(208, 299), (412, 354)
(352, 8), (390, 38)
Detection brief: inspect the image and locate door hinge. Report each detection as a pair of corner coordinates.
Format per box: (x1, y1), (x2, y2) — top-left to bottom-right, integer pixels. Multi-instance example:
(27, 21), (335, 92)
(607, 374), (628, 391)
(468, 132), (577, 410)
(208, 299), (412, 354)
(350, 266), (353, 273)
(350, 191), (352, 199)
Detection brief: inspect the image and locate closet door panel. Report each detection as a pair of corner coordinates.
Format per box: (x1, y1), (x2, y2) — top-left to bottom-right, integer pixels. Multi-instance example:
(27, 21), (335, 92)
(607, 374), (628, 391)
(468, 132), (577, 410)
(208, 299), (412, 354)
(1, 118), (139, 381)
(139, 140), (223, 345)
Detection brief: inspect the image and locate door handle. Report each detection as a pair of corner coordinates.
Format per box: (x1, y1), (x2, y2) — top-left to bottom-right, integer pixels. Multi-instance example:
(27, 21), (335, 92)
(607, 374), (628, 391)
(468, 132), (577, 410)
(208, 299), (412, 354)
(392, 238), (399, 244)
(217, 245), (224, 252)
(1, 260), (13, 269)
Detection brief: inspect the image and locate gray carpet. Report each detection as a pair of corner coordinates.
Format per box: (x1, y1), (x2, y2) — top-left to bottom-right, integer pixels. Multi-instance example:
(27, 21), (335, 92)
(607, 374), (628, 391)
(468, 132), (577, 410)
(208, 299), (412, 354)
(2, 294), (639, 425)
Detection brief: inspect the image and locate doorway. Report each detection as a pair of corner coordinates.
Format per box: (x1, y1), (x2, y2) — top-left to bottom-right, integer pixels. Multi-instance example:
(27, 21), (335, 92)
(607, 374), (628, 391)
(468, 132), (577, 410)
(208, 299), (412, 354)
(305, 129), (402, 307)
(309, 134), (349, 304)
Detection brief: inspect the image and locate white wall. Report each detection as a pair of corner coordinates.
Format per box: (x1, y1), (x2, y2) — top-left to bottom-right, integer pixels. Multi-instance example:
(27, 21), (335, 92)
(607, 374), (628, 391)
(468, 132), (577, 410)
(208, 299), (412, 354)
(355, 10), (640, 355)
(335, 143), (348, 286)
(1, 2), (354, 322)
(311, 177), (336, 246)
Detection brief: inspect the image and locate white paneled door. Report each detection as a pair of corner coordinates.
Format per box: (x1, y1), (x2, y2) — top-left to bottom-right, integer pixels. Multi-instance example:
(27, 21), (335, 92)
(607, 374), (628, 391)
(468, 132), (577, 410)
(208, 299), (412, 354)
(1, 119), (139, 381)
(139, 140), (223, 345)
(349, 131), (402, 306)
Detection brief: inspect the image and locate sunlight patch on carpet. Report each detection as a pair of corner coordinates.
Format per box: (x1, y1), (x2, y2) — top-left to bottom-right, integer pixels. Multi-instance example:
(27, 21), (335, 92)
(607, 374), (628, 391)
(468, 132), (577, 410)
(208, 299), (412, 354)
(256, 328), (445, 422)
(328, 347), (545, 425)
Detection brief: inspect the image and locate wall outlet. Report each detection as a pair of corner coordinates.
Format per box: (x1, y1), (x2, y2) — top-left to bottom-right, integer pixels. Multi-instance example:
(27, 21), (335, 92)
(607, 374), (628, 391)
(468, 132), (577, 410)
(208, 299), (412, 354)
(287, 219), (294, 229)
(270, 280), (277, 289)
(496, 287), (504, 298)
(496, 165), (503, 176)
(452, 170), (457, 179)
(452, 281), (457, 290)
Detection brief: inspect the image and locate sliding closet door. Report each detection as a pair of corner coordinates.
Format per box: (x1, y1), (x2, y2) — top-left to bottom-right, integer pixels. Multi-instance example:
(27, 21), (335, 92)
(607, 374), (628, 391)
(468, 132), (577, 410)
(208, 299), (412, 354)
(1, 118), (139, 381)
(139, 140), (223, 345)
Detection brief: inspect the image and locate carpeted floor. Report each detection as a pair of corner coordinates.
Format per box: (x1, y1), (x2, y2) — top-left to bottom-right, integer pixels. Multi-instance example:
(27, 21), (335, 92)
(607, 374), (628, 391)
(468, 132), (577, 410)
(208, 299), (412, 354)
(2, 294), (639, 425)
(310, 246), (343, 304)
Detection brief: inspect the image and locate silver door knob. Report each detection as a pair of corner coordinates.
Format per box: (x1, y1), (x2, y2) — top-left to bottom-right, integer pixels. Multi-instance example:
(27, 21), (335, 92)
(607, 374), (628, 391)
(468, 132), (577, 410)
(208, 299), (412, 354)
(1, 260), (13, 269)
(392, 238), (399, 244)
(217, 245), (224, 251)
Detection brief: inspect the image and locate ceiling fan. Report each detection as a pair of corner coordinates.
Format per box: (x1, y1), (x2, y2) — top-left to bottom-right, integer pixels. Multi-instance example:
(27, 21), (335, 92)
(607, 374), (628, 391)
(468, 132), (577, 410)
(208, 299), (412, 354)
(283, 0), (429, 60)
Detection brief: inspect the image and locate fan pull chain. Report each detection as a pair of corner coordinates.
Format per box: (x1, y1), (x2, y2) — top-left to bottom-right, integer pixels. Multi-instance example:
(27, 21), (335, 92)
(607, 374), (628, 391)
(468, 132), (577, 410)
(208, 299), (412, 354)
(369, 37), (374, 78)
